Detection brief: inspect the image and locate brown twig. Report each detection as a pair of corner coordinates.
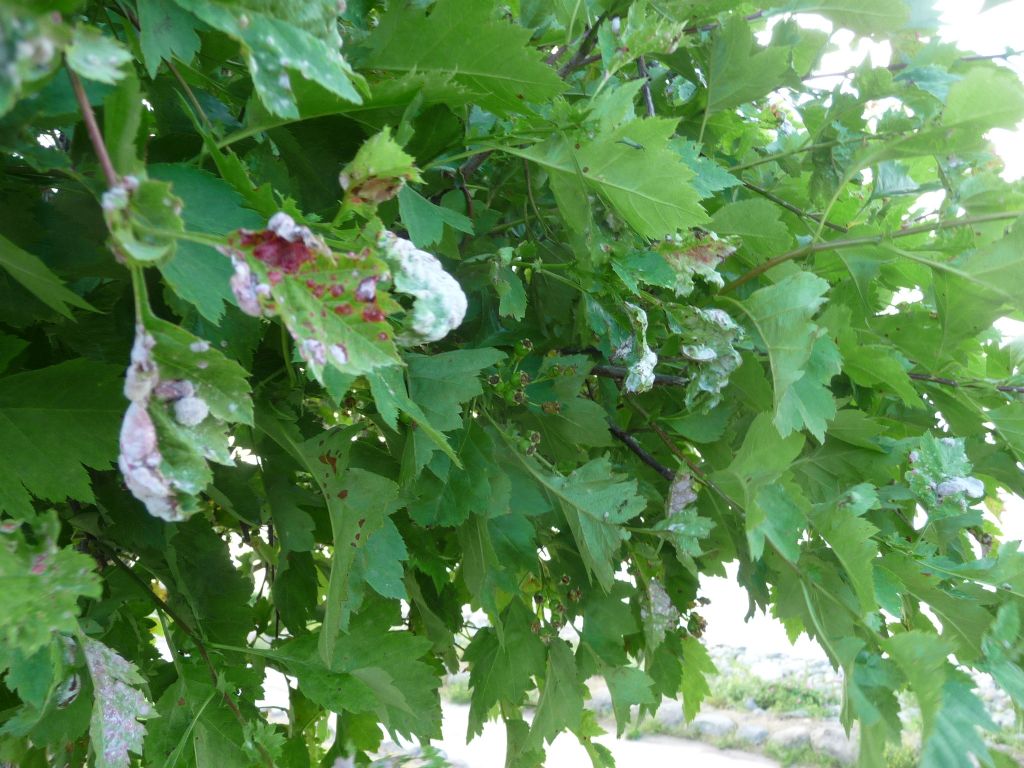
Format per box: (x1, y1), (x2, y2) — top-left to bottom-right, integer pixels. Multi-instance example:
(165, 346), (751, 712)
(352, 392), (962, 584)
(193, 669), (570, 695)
(609, 423), (674, 480)
(637, 56), (656, 118)
(592, 364), (690, 388)
(908, 372), (1024, 395)
(742, 180), (848, 233)
(805, 50), (1024, 82)
(683, 10), (765, 35)
(722, 210), (1024, 293)
(557, 12), (609, 77)
(68, 69), (119, 188)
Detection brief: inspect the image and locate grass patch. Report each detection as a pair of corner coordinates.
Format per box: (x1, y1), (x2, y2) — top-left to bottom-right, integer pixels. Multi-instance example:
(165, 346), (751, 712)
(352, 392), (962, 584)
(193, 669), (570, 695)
(704, 669), (840, 717)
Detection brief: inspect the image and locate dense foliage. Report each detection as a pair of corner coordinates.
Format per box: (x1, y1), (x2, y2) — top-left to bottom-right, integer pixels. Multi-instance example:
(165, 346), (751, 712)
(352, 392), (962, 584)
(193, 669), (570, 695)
(2, 0), (1024, 766)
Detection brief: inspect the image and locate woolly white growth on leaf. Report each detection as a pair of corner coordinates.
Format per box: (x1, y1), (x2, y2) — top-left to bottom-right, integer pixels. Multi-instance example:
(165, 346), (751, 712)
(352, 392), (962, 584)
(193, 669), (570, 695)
(266, 211), (329, 254)
(666, 471), (698, 515)
(936, 476), (985, 500)
(621, 302), (657, 393)
(377, 231), (467, 345)
(81, 636), (155, 768)
(641, 578), (679, 650)
(229, 256), (263, 317)
(173, 395), (209, 427)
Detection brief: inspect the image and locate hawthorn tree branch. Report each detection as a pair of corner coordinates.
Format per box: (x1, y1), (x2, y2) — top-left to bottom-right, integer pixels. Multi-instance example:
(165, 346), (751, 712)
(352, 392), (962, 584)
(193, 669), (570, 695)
(722, 210), (1024, 292)
(742, 179), (848, 233)
(557, 11), (610, 77)
(68, 69), (119, 188)
(805, 49), (1024, 82)
(908, 372), (1024, 395)
(608, 423), (674, 480)
(592, 364), (689, 387)
(637, 56), (656, 118)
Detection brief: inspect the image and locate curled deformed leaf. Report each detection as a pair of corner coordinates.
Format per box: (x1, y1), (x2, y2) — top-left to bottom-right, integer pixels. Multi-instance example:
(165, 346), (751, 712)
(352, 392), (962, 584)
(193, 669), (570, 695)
(81, 636), (155, 768)
(615, 302), (657, 393)
(117, 317), (252, 521)
(339, 129), (422, 204)
(0, 9), (67, 116)
(103, 176), (185, 265)
(667, 305), (743, 411)
(222, 212), (401, 378)
(657, 233), (735, 297)
(377, 231), (467, 345)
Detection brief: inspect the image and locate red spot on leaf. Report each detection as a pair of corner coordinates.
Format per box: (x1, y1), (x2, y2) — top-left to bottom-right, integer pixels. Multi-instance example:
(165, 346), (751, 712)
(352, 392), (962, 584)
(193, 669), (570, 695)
(362, 306), (386, 322)
(334, 304), (353, 316)
(337, 489), (348, 499)
(30, 554), (47, 575)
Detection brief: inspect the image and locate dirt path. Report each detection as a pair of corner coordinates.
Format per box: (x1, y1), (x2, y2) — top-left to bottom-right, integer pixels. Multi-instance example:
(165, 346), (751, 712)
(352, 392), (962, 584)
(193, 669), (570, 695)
(435, 703), (780, 768)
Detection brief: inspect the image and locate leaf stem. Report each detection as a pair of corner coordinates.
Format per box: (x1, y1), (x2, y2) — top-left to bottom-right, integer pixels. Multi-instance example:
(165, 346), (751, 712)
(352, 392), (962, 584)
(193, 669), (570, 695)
(722, 210), (1024, 293)
(68, 68), (119, 188)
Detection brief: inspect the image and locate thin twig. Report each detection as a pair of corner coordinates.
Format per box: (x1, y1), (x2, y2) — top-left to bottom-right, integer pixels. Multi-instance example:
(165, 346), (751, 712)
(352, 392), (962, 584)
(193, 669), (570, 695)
(557, 12), (609, 77)
(805, 50), (1024, 82)
(684, 10), (765, 35)
(908, 372), (1024, 395)
(68, 69), (119, 188)
(608, 423), (674, 480)
(592, 364), (689, 388)
(637, 56), (656, 118)
(722, 210), (1024, 293)
(742, 180), (848, 233)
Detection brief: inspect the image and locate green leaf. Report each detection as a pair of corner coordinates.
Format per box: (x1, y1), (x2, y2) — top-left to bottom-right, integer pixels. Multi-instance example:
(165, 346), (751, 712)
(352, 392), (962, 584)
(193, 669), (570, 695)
(530, 640), (585, 746)
(511, 118), (708, 239)
(320, 469), (399, 663)
(103, 73), (142, 177)
(812, 484), (879, 613)
(788, 0), (910, 35)
(172, 0), (364, 118)
(0, 359), (122, 515)
(710, 199), (791, 264)
(715, 412), (806, 539)
(355, 517), (408, 600)
(736, 271), (835, 439)
(604, 666), (656, 736)
(407, 348), (505, 432)
(705, 17), (790, 112)
(0, 234), (94, 319)
(165, 518), (254, 645)
(492, 263), (528, 320)
(398, 186), (474, 248)
(0, 514), (101, 657)
(363, 0), (565, 114)
(276, 612), (442, 739)
(464, 601), (546, 738)
(80, 636), (155, 768)
(149, 164), (263, 322)
(671, 138), (742, 199)
(680, 636), (717, 721)
(144, 664), (251, 767)
(749, 480), (807, 562)
(536, 456), (647, 591)
(137, 0), (201, 78)
(66, 26), (132, 84)
(944, 68), (1024, 133)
